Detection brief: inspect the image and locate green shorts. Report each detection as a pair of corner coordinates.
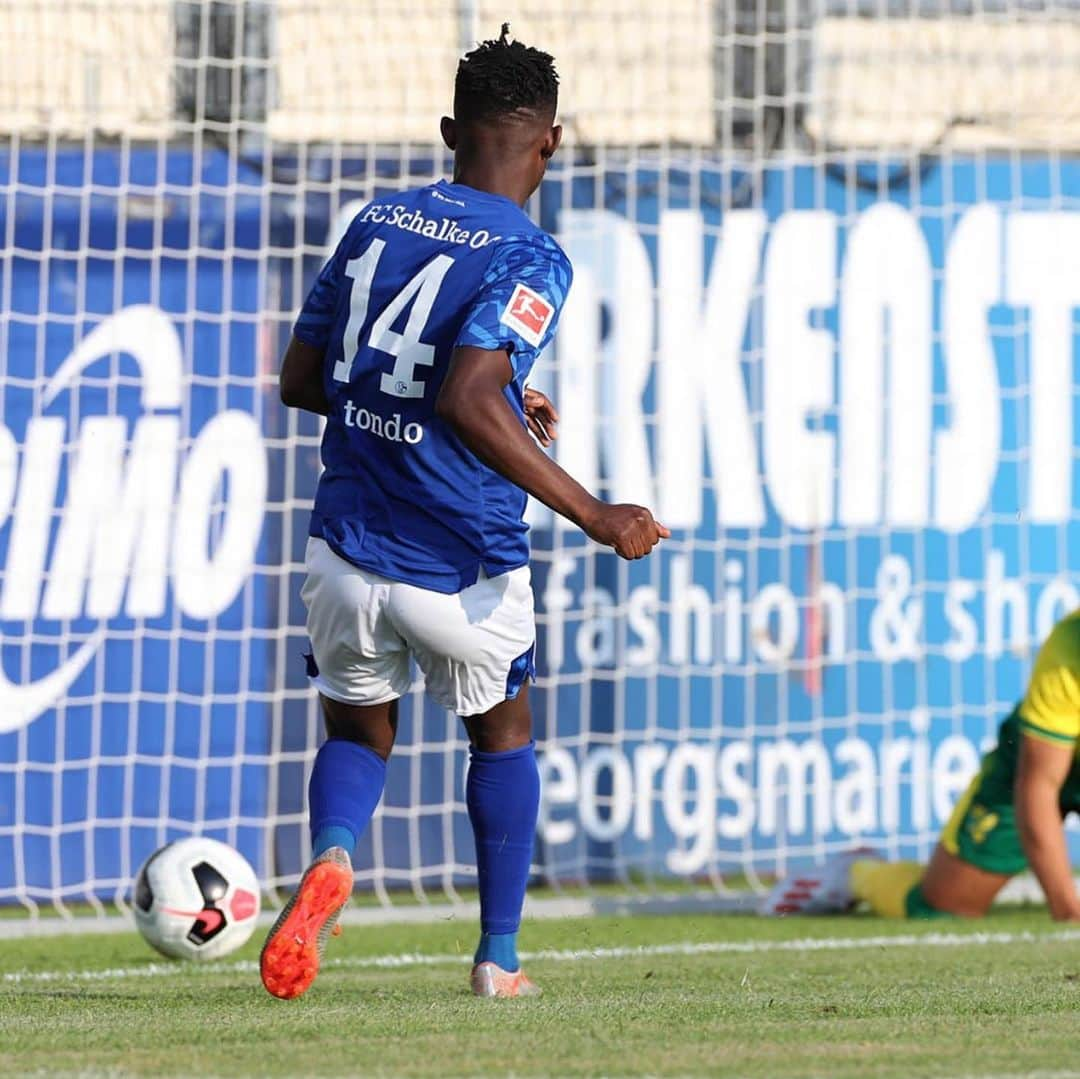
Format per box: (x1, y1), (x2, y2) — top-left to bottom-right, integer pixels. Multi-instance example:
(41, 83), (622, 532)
(939, 751), (1027, 876)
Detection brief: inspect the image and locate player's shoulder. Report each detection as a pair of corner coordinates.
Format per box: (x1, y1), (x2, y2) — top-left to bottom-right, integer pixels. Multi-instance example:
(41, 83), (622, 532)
(1036, 608), (1080, 670)
(491, 222), (569, 261)
(1019, 609), (1080, 742)
(484, 228), (573, 293)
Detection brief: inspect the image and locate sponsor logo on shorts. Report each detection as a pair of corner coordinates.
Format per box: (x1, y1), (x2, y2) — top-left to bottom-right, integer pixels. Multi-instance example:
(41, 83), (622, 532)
(500, 284), (554, 347)
(966, 805), (999, 845)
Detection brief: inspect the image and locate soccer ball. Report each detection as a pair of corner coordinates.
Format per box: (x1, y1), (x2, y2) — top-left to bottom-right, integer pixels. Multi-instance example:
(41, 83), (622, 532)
(133, 837), (260, 961)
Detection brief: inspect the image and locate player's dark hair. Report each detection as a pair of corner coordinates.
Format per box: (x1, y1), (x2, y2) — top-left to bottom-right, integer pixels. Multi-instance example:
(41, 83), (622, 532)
(454, 23), (559, 124)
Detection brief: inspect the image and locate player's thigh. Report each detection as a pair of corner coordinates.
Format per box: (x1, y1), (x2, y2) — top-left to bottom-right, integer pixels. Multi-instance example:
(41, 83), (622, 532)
(462, 688), (533, 753)
(920, 844), (1012, 917)
(319, 695), (399, 759)
(925, 756), (1023, 915)
(301, 537), (412, 707)
(387, 566), (535, 719)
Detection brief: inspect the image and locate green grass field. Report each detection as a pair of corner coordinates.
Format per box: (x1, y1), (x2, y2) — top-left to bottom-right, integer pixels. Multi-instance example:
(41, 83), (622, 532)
(4, 908), (1080, 1078)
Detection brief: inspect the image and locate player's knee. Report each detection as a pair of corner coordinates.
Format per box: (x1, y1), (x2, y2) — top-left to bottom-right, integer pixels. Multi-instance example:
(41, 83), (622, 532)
(319, 698), (398, 759)
(464, 717), (531, 754)
(917, 877), (996, 918)
(323, 721), (388, 758)
(469, 728), (530, 754)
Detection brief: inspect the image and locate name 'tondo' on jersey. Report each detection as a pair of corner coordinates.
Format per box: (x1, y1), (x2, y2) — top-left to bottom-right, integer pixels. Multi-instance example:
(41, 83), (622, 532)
(294, 180), (573, 594)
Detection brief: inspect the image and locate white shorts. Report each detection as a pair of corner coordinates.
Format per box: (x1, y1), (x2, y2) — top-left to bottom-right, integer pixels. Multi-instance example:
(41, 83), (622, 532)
(301, 537), (536, 717)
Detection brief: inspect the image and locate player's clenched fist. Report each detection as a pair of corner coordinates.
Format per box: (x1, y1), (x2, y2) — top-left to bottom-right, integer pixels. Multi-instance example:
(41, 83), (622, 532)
(583, 502), (671, 559)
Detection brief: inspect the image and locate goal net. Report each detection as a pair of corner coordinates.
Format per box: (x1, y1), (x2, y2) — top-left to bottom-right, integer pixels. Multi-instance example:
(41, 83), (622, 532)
(1, 0), (1079, 916)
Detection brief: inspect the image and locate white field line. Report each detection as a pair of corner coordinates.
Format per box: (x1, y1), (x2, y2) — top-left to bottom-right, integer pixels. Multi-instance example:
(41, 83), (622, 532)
(5, 926), (1080, 986)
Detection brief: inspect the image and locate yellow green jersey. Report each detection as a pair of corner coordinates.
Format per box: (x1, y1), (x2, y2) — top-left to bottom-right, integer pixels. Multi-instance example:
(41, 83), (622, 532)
(1015, 608), (1080, 753)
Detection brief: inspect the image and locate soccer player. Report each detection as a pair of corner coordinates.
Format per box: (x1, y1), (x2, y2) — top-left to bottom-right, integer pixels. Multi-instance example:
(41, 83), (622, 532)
(761, 610), (1080, 921)
(260, 26), (668, 1000)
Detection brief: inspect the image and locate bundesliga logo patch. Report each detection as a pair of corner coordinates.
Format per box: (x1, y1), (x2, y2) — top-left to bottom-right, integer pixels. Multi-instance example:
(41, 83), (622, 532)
(500, 283), (554, 348)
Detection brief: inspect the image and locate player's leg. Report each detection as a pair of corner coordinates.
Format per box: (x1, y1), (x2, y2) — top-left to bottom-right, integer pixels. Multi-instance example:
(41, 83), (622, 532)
(762, 848), (1010, 919)
(912, 752), (1020, 916)
(852, 756), (1019, 918)
(262, 539), (411, 999)
(309, 694), (398, 858)
(847, 857), (927, 917)
(461, 689), (541, 996)
(388, 565), (540, 996)
(759, 846), (890, 915)
(850, 848), (1009, 919)
(300, 539), (411, 859)
(262, 696), (400, 1000)
(764, 757), (1020, 918)
(913, 843), (1011, 916)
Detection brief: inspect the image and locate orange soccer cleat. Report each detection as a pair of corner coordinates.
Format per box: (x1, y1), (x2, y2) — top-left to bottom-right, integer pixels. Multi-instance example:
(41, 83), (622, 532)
(260, 847), (352, 1000)
(470, 961), (542, 998)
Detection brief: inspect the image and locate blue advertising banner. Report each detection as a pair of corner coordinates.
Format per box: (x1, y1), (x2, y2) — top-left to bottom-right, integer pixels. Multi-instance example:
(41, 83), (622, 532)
(526, 157), (1080, 877)
(1, 147), (1078, 901)
(0, 148), (273, 899)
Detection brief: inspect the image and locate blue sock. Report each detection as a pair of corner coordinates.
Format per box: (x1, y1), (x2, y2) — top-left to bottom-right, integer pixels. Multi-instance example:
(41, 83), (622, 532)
(475, 931), (521, 972)
(308, 738), (387, 864)
(466, 740), (539, 972)
(312, 825), (357, 859)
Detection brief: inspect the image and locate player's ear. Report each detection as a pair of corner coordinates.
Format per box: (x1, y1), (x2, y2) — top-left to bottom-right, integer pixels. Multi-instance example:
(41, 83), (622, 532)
(440, 116), (457, 151)
(540, 124), (562, 160)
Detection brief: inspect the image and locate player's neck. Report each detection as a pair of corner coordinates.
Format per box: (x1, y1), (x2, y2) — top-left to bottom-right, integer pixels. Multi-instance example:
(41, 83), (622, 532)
(451, 162), (533, 208)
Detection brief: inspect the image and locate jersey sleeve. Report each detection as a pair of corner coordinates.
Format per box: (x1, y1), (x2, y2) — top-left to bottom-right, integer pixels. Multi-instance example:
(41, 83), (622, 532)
(455, 234), (573, 378)
(1018, 620), (1080, 745)
(292, 225), (354, 349)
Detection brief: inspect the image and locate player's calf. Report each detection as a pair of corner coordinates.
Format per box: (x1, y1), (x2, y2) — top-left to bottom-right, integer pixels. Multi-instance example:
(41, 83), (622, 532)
(465, 731), (540, 993)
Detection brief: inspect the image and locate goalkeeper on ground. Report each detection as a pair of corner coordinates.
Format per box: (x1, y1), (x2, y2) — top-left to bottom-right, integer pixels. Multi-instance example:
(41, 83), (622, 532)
(763, 611), (1080, 921)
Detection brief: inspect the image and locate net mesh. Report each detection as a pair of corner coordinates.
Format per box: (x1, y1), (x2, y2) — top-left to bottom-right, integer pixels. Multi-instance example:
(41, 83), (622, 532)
(1, 0), (1078, 916)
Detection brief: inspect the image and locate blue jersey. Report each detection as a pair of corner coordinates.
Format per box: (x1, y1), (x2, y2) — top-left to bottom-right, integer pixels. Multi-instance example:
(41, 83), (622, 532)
(294, 180), (573, 594)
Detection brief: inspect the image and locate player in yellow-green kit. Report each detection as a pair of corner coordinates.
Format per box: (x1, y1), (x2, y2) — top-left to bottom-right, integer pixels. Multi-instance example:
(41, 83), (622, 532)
(762, 610), (1080, 920)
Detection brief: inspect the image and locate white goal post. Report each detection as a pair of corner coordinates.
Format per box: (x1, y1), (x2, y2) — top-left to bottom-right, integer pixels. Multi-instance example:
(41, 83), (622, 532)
(0, 0), (1079, 918)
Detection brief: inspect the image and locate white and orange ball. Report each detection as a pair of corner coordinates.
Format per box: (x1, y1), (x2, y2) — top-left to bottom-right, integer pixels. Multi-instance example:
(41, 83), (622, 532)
(133, 837), (260, 960)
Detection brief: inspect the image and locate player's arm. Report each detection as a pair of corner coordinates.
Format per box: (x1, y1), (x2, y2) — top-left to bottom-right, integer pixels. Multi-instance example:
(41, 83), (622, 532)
(279, 336), (330, 416)
(1015, 732), (1080, 920)
(436, 347), (669, 559)
(283, 217), (359, 417)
